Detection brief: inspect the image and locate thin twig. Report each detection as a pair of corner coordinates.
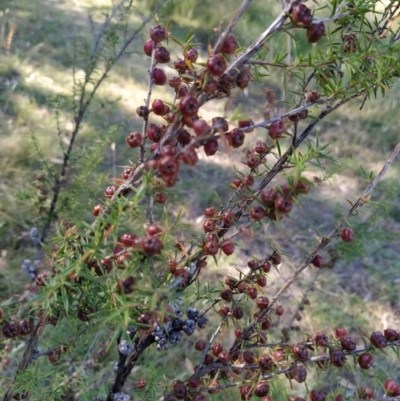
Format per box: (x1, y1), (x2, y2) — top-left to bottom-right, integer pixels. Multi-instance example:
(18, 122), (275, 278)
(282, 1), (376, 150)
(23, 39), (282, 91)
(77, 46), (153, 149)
(227, 141), (400, 354)
(40, 0), (169, 245)
(212, 0), (253, 54)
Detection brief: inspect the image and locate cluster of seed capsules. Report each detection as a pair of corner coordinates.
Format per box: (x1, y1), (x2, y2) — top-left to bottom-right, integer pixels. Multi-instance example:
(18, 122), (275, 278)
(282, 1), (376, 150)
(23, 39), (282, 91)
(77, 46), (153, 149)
(98, 19), (320, 211)
(181, 327), (400, 401)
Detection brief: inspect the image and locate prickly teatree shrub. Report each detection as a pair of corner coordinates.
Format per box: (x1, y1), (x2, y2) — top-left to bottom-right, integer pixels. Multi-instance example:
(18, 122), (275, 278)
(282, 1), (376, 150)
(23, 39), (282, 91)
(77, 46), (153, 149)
(2, 1), (400, 401)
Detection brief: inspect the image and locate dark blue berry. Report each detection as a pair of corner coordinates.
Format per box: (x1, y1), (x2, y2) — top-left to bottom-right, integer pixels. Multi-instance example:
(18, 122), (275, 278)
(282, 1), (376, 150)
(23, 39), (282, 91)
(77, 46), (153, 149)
(171, 318), (183, 331)
(197, 315), (208, 329)
(182, 319), (196, 335)
(169, 330), (182, 344)
(186, 307), (199, 320)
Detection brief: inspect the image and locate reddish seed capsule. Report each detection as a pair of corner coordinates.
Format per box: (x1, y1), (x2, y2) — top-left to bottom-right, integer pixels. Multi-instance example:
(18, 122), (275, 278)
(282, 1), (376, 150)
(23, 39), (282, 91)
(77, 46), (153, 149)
(307, 22), (326, 43)
(247, 287), (257, 300)
(193, 119), (211, 136)
(158, 155), (179, 177)
(219, 306), (230, 316)
(384, 380), (400, 396)
(141, 236), (163, 256)
(181, 147), (198, 166)
(173, 384), (187, 400)
(19, 319), (32, 336)
(255, 140), (267, 154)
(257, 275), (267, 287)
(292, 344), (308, 361)
(218, 351), (231, 364)
(334, 328), (349, 338)
(222, 211), (235, 226)
(168, 76), (181, 88)
(154, 47), (170, 63)
(310, 390), (326, 401)
(231, 178), (242, 188)
(221, 33), (237, 54)
(204, 354), (214, 365)
(261, 261), (271, 272)
(120, 233), (136, 247)
(212, 343), (223, 357)
(311, 254), (324, 268)
(116, 276), (135, 295)
(104, 185), (118, 198)
(242, 175), (254, 187)
(288, 364), (307, 384)
(178, 96), (199, 117)
(174, 58), (186, 71)
(204, 206), (216, 217)
(271, 253), (281, 265)
(260, 187), (278, 206)
(343, 34), (358, 53)
(238, 119), (254, 132)
(254, 381), (269, 397)
(268, 120), (284, 139)
(275, 305), (284, 316)
(204, 240), (219, 255)
(250, 206), (265, 221)
(122, 167), (133, 180)
(185, 48), (198, 63)
(340, 335), (356, 351)
(258, 354), (273, 371)
(177, 129), (191, 144)
(149, 24), (168, 43)
(151, 99), (166, 116)
(236, 70), (250, 89)
(221, 240), (235, 256)
(187, 376), (201, 389)
(358, 387), (374, 400)
(228, 128), (245, 148)
(212, 116), (229, 132)
(247, 154), (261, 169)
(242, 350), (256, 364)
(207, 54), (227, 77)
(155, 193), (166, 204)
(256, 296), (269, 309)
(3, 321), (20, 338)
(261, 320), (271, 332)
(358, 353), (374, 369)
(248, 259), (259, 270)
(220, 288), (233, 302)
(370, 331), (387, 348)
(203, 77), (218, 94)
(194, 340), (207, 351)
(204, 139), (219, 156)
(92, 204), (103, 216)
(203, 219), (216, 233)
(384, 328), (400, 341)
(291, 4), (312, 27)
(36, 271), (49, 287)
(314, 332), (329, 347)
(275, 197), (292, 214)
(143, 39), (154, 56)
(340, 227), (354, 242)
(136, 379), (147, 389)
(152, 68), (167, 85)
(48, 348), (62, 364)
(331, 348), (346, 367)
(232, 306), (244, 319)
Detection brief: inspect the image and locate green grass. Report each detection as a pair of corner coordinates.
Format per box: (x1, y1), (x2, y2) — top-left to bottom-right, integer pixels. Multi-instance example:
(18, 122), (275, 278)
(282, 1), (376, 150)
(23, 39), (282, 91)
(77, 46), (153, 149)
(1, 0), (400, 400)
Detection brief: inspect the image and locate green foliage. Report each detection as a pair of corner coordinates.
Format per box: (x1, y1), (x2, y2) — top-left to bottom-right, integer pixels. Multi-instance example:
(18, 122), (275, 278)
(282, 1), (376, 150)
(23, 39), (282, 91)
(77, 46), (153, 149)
(2, 1), (400, 401)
